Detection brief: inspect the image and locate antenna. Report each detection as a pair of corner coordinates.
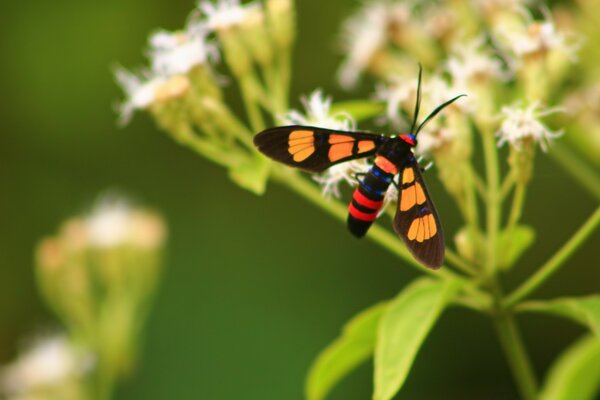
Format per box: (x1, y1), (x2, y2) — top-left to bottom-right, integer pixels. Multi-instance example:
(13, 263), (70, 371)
(415, 94), (466, 135)
(409, 64), (423, 135)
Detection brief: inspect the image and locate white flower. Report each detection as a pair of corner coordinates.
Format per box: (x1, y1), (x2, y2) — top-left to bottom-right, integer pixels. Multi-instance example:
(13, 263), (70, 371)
(337, 1), (411, 88)
(114, 67), (190, 126)
(0, 335), (87, 395)
(313, 161), (370, 199)
(84, 194), (166, 249)
(284, 90), (367, 197)
(114, 67), (167, 126)
(497, 102), (563, 151)
(283, 90), (355, 131)
(197, 0), (256, 31)
(494, 11), (580, 62)
(446, 36), (511, 86)
(375, 77), (416, 126)
(416, 124), (455, 155)
(375, 73), (465, 127)
(86, 196), (132, 248)
(148, 22), (218, 76)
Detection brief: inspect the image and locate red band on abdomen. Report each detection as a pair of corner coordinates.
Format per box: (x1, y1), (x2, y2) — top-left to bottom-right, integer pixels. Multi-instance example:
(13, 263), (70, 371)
(353, 188), (384, 210)
(349, 203), (378, 222)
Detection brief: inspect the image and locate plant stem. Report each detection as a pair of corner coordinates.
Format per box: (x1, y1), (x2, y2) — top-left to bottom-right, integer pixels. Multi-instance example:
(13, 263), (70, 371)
(240, 76), (266, 133)
(505, 206), (600, 307)
(482, 127), (501, 276)
(492, 305), (538, 400)
(446, 248), (478, 276)
(273, 168), (456, 279)
(550, 143), (600, 201)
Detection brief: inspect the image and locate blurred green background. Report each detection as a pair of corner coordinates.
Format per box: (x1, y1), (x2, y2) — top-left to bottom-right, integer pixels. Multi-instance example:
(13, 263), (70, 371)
(1, 0), (598, 398)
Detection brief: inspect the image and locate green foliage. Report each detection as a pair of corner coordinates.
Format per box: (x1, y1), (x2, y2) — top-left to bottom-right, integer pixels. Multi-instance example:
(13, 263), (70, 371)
(330, 101), (386, 123)
(373, 278), (461, 400)
(518, 296), (600, 337)
(498, 224), (536, 270)
(228, 156), (271, 195)
(305, 302), (387, 400)
(540, 336), (600, 400)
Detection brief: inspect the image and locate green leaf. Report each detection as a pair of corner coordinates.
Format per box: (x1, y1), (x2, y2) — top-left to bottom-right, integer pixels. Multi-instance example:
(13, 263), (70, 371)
(228, 156), (271, 195)
(373, 278), (461, 400)
(539, 335), (600, 400)
(330, 100), (386, 122)
(518, 296), (600, 337)
(305, 302), (388, 400)
(498, 225), (535, 269)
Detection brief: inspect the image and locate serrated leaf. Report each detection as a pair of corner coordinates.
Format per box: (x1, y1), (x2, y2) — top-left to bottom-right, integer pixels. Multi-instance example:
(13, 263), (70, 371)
(518, 296), (600, 337)
(305, 302), (388, 400)
(330, 100), (385, 122)
(228, 156), (270, 195)
(539, 335), (600, 400)
(498, 225), (535, 269)
(373, 278), (461, 400)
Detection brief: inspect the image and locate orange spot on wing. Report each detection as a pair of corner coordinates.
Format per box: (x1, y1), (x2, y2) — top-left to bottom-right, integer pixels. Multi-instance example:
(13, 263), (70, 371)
(293, 146), (314, 162)
(288, 130), (314, 155)
(428, 214), (437, 237)
(408, 218), (419, 240)
(289, 130), (313, 140)
(407, 214), (437, 242)
(374, 156), (398, 174)
(416, 218), (425, 242)
(358, 140), (376, 153)
(400, 185), (416, 211)
(415, 182), (427, 204)
(402, 168), (415, 184)
(288, 137), (314, 146)
(328, 143), (354, 162)
(329, 134), (353, 144)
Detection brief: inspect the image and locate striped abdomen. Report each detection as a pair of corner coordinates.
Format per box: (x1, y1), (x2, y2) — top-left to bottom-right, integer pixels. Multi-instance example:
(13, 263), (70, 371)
(347, 156), (398, 237)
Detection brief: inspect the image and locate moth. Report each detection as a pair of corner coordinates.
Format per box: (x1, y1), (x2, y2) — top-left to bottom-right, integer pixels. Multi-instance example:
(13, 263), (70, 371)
(254, 67), (464, 268)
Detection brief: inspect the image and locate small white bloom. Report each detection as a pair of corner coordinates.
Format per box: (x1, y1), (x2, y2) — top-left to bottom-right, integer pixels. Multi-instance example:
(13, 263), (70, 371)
(375, 77), (417, 126)
(0, 335), (86, 395)
(337, 1), (411, 88)
(494, 11), (580, 62)
(86, 196), (133, 248)
(497, 102), (563, 151)
(375, 73), (465, 127)
(415, 123), (455, 155)
(115, 68), (191, 126)
(283, 90), (355, 131)
(197, 0), (256, 31)
(313, 160), (370, 199)
(284, 90), (366, 197)
(446, 36), (511, 86)
(149, 22), (218, 76)
(114, 67), (167, 126)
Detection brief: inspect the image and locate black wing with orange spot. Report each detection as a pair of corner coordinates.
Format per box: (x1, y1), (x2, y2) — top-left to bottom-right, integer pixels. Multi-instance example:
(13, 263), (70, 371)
(253, 125), (386, 172)
(393, 157), (444, 268)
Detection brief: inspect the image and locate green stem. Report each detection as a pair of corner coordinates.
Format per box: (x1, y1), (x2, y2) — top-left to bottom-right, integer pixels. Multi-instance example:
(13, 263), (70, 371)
(273, 168), (456, 279)
(505, 206), (600, 307)
(482, 127), (501, 275)
(272, 168), (492, 309)
(446, 248), (478, 276)
(492, 306), (538, 400)
(505, 180), (527, 234)
(550, 143), (600, 201)
(240, 76), (266, 133)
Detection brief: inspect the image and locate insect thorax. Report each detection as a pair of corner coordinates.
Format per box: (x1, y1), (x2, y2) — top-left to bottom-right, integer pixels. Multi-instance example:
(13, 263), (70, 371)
(376, 137), (413, 170)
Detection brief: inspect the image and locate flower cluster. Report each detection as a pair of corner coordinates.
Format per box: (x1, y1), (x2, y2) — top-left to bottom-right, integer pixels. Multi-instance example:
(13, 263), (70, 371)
(0, 334), (90, 400)
(116, 0), (295, 196)
(33, 194), (167, 399)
